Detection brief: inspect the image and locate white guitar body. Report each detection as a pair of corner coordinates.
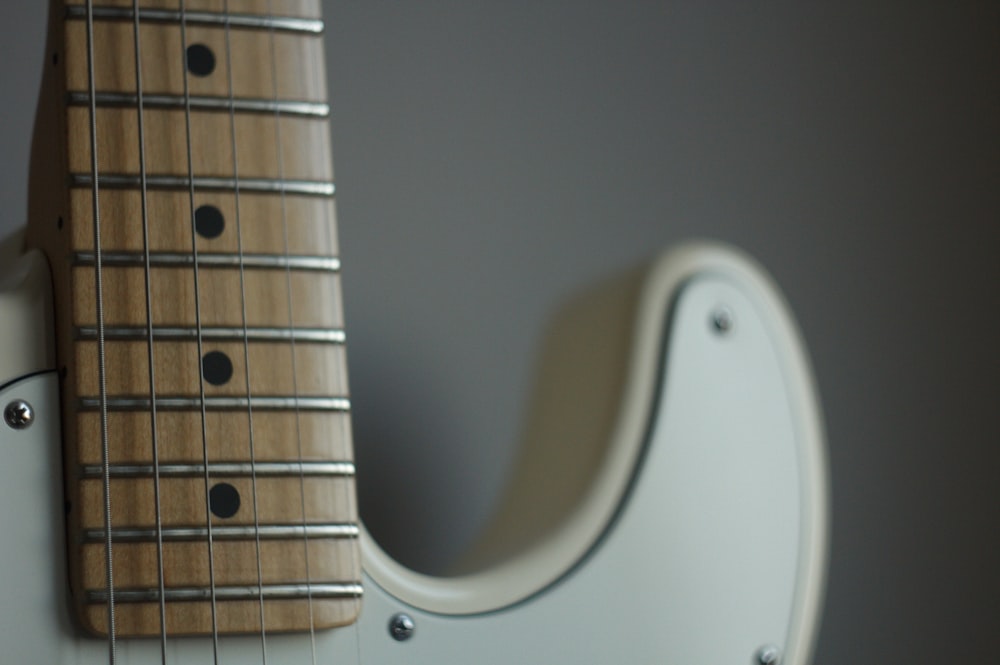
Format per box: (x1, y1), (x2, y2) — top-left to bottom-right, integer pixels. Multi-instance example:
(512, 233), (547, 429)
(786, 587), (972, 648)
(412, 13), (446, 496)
(0, 236), (827, 664)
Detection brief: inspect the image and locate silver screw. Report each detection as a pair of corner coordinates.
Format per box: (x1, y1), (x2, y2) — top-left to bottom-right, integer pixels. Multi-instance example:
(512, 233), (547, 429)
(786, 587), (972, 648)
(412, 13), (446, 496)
(4, 399), (34, 430)
(755, 644), (781, 665)
(711, 306), (734, 334)
(389, 612), (415, 641)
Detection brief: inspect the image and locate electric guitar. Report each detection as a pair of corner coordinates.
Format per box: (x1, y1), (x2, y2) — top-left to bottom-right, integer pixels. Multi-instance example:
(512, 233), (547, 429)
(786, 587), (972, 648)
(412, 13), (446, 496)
(0, 1), (828, 662)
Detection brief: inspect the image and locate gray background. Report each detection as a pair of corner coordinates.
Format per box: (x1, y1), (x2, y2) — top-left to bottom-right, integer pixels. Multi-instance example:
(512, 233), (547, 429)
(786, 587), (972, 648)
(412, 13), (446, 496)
(1, 1), (997, 662)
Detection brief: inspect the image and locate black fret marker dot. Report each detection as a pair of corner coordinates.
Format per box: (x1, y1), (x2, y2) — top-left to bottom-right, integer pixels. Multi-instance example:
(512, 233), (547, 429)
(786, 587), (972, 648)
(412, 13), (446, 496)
(202, 351), (233, 386)
(195, 205), (225, 239)
(186, 44), (216, 77)
(209, 482), (240, 519)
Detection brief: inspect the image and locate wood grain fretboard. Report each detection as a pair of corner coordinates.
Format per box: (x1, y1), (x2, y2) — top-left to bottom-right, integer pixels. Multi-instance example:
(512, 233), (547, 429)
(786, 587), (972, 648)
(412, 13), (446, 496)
(25, 0), (361, 637)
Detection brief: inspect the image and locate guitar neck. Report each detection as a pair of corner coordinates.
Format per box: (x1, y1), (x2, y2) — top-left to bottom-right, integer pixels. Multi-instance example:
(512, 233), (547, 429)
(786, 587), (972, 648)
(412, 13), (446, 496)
(25, 0), (360, 638)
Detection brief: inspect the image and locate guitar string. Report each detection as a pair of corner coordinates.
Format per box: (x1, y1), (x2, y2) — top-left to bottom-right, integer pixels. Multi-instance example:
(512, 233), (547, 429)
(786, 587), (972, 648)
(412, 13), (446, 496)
(129, 2), (169, 659)
(219, 2), (269, 660)
(84, 1), (117, 661)
(304, 6), (366, 659)
(178, 1), (222, 659)
(263, 1), (317, 662)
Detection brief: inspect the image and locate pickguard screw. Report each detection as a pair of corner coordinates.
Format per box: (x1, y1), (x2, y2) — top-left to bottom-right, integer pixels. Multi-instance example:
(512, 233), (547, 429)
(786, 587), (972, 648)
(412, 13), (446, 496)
(4, 399), (34, 430)
(388, 612), (415, 641)
(755, 644), (781, 665)
(711, 306), (734, 334)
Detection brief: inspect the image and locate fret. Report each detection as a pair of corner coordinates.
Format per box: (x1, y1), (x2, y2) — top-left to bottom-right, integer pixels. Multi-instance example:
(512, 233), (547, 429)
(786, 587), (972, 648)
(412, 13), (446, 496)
(78, 476), (356, 527)
(83, 523), (359, 543)
(88, 1), (323, 20)
(67, 107), (332, 179)
(76, 410), (353, 465)
(79, 461), (356, 479)
(68, 91), (330, 118)
(86, 583), (363, 604)
(75, 325), (345, 343)
(65, 5), (325, 35)
(66, 20), (327, 101)
(69, 190), (340, 255)
(78, 395), (351, 411)
(73, 251), (339, 272)
(71, 267), (343, 327)
(70, 173), (335, 196)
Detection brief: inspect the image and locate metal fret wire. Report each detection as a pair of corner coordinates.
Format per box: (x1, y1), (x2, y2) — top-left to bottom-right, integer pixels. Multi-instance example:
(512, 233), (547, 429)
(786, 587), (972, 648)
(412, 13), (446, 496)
(129, 0), (168, 658)
(84, 1), (116, 661)
(75, 325), (345, 343)
(178, 1), (221, 659)
(220, 3), (268, 659)
(79, 395), (351, 411)
(67, 91), (331, 117)
(72, 251), (341, 271)
(80, 460), (356, 478)
(84, 523), (360, 543)
(65, 5), (324, 35)
(87, 583), (363, 604)
(70, 173), (335, 196)
(265, 2), (316, 660)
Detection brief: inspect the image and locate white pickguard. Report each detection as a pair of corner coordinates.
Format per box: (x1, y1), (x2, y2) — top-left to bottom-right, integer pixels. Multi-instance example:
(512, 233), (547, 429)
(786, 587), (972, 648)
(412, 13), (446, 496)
(0, 242), (826, 663)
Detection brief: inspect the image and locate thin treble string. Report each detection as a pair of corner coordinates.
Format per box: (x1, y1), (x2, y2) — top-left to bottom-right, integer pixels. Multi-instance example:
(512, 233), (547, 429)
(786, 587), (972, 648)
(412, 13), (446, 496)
(84, 1), (116, 661)
(307, 5), (365, 659)
(129, 2), (168, 659)
(178, 1), (221, 660)
(219, 1), (268, 660)
(264, 1), (317, 662)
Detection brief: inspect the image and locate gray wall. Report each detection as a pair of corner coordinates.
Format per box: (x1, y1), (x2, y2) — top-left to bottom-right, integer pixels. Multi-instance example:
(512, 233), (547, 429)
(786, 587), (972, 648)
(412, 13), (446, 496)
(1, 2), (997, 662)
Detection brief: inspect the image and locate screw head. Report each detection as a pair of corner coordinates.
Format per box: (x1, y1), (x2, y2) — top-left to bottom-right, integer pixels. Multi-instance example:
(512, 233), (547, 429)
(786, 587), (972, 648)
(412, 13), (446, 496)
(711, 307), (734, 334)
(755, 644), (781, 665)
(4, 399), (34, 430)
(388, 612), (415, 641)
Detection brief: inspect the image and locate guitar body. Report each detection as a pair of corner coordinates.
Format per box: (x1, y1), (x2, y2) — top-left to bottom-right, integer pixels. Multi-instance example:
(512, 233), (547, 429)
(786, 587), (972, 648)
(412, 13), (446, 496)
(1, 235), (827, 662)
